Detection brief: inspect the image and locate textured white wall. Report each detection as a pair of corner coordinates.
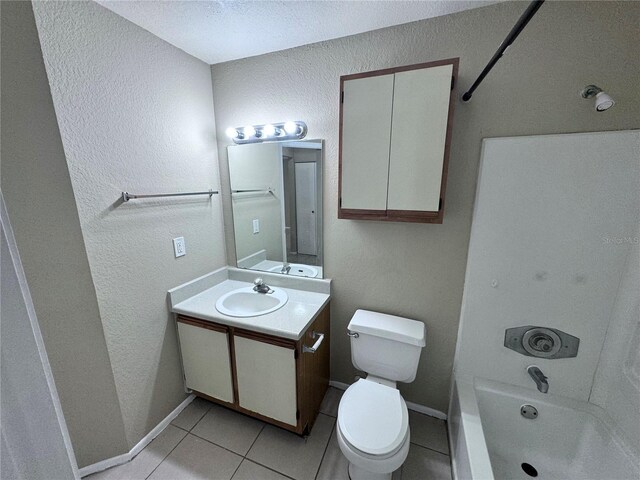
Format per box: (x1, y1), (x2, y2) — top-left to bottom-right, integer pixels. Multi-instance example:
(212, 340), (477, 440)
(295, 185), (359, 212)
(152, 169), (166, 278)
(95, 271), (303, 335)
(1, 0), (128, 467)
(31, 0), (226, 453)
(211, 1), (640, 412)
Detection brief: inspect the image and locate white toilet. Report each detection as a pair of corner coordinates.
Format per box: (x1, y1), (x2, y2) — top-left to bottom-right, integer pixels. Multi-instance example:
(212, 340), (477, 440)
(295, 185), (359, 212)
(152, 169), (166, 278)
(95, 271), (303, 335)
(337, 309), (426, 480)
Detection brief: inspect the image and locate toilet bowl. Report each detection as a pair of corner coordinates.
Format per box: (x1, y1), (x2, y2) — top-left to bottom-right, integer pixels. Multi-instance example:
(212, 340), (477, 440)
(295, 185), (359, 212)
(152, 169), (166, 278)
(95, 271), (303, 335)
(337, 378), (410, 480)
(337, 310), (426, 480)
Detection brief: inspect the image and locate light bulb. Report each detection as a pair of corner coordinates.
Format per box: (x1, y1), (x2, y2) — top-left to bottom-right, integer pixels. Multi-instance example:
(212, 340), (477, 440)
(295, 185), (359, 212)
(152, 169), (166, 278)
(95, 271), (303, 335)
(284, 121), (298, 135)
(244, 126), (256, 137)
(263, 124), (276, 137)
(225, 127), (239, 139)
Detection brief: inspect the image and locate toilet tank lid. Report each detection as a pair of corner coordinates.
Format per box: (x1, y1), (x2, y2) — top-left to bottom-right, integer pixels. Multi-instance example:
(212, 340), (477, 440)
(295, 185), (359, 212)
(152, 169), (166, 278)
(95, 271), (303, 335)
(348, 310), (426, 347)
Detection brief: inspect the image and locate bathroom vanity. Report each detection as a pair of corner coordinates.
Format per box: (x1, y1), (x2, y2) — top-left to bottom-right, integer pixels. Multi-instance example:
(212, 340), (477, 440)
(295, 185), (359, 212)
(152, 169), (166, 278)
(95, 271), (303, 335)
(168, 267), (331, 435)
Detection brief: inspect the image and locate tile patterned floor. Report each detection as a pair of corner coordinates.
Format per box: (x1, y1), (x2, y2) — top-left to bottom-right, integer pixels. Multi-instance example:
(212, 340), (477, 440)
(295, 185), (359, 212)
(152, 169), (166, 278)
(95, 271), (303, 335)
(87, 388), (452, 480)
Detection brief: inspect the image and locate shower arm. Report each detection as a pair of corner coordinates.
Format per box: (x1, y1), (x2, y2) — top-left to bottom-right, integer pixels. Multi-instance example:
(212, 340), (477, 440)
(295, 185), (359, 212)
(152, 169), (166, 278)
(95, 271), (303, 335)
(461, 0), (545, 102)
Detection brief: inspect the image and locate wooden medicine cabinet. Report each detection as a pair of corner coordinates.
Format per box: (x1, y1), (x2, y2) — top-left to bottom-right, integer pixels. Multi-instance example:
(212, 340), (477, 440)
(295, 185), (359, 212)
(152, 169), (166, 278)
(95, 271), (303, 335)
(338, 58), (458, 223)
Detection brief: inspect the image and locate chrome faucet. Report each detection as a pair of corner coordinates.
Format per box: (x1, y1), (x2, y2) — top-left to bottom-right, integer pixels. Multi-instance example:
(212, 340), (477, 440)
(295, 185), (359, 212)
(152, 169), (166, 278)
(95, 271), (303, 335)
(253, 278), (273, 294)
(527, 365), (549, 394)
(280, 264), (291, 275)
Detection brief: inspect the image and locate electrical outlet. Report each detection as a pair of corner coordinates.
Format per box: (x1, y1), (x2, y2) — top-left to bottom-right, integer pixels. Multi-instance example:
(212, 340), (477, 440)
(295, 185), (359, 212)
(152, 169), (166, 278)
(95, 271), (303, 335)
(173, 237), (186, 257)
(252, 219), (260, 234)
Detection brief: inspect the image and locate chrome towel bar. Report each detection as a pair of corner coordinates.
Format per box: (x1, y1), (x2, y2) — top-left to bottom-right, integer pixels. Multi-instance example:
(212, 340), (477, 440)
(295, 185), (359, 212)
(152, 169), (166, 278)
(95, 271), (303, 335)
(122, 189), (218, 202)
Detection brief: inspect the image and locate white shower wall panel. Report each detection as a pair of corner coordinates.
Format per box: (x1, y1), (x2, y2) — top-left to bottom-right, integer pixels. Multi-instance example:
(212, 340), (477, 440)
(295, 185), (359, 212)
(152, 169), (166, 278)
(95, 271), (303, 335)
(454, 130), (640, 401)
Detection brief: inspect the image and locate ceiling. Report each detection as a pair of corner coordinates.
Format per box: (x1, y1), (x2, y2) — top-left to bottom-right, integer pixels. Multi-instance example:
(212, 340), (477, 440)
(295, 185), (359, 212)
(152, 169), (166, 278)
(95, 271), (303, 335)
(96, 0), (497, 65)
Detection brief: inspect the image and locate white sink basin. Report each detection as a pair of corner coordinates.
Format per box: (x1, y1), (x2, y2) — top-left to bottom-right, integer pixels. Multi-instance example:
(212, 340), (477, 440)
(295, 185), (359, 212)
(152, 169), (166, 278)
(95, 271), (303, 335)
(215, 286), (288, 317)
(268, 264), (319, 278)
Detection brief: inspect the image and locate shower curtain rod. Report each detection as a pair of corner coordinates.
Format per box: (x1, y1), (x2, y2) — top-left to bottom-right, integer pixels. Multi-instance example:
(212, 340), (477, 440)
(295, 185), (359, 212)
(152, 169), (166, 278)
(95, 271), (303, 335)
(461, 0), (545, 102)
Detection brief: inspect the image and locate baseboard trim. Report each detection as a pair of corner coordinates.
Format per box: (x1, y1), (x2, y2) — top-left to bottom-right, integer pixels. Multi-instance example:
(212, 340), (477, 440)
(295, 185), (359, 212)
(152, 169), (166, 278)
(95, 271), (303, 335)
(78, 394), (195, 478)
(405, 399), (447, 420)
(328, 380), (447, 420)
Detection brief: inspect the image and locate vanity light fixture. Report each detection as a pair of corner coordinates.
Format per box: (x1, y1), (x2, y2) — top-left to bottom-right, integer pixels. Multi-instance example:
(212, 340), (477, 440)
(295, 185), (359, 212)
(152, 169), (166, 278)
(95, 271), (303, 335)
(226, 121), (307, 144)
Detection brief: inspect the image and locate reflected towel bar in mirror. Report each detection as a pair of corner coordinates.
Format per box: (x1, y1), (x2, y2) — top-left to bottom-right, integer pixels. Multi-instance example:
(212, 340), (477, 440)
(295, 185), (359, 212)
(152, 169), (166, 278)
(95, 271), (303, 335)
(231, 188), (275, 195)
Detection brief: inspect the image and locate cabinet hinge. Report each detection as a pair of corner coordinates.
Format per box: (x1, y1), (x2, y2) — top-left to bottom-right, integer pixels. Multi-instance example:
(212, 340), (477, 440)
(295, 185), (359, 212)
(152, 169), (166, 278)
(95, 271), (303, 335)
(294, 349), (299, 359)
(296, 410), (300, 420)
(439, 198), (443, 210)
(451, 75), (455, 91)
(339, 197), (342, 208)
(341, 91), (344, 104)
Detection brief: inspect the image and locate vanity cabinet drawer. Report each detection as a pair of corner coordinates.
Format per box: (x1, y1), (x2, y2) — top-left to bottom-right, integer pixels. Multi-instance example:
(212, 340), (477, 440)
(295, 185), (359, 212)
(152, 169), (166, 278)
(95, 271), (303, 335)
(234, 335), (297, 426)
(176, 318), (234, 404)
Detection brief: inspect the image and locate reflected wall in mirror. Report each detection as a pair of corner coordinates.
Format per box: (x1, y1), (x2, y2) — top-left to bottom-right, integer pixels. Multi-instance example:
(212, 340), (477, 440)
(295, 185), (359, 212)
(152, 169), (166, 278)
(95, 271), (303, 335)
(228, 140), (323, 278)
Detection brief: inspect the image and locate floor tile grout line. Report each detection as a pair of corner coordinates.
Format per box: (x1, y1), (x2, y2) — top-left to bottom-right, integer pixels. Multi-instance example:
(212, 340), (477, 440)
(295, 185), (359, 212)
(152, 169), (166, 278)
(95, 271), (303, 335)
(170, 423), (189, 433)
(228, 456), (244, 480)
(188, 431), (251, 459)
(409, 441), (451, 458)
(188, 403), (213, 433)
(319, 411), (336, 418)
(243, 423), (266, 458)
(143, 429), (190, 480)
(238, 458), (297, 480)
(313, 422), (336, 480)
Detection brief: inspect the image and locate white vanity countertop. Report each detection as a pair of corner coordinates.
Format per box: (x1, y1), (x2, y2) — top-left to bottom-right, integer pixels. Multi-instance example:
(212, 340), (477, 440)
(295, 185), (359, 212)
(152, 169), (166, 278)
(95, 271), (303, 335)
(168, 267), (331, 340)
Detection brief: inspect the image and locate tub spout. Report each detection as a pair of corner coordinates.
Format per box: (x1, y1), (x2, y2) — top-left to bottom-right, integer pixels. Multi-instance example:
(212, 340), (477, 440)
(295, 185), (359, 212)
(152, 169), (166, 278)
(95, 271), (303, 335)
(527, 365), (549, 393)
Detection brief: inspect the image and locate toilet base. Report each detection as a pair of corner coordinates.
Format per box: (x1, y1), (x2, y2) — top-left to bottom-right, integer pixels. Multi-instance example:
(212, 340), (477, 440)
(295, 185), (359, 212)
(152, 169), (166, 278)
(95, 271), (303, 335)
(337, 422), (409, 479)
(348, 462), (392, 480)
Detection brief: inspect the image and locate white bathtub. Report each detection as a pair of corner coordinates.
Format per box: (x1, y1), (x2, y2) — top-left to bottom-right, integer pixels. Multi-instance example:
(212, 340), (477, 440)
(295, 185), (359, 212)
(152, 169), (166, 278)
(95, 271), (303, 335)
(448, 376), (639, 480)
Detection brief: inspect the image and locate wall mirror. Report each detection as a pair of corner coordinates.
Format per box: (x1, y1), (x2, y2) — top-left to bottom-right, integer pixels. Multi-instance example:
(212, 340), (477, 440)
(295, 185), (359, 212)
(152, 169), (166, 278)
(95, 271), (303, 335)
(227, 140), (323, 278)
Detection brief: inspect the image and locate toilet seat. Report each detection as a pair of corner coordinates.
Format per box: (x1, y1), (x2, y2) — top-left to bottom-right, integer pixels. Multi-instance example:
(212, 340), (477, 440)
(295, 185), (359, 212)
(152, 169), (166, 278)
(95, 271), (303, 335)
(337, 379), (409, 457)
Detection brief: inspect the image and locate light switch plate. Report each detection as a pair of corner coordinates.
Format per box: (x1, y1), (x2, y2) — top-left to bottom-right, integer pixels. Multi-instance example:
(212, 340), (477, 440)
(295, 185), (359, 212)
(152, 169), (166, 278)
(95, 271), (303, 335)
(173, 237), (186, 257)
(252, 219), (260, 234)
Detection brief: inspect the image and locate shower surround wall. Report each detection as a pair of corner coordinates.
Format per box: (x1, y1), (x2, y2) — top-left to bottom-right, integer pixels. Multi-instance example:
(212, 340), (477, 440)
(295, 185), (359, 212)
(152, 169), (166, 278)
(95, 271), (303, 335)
(454, 131), (639, 400)
(210, 1), (640, 412)
(451, 130), (639, 470)
(18, 0), (227, 466)
(590, 230), (640, 455)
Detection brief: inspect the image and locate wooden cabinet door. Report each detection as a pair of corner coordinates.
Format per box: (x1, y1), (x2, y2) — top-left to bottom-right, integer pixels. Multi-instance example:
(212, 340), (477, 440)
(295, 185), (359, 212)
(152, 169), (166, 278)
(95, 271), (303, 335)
(298, 305), (330, 433)
(177, 319), (234, 403)
(387, 64), (453, 213)
(234, 335), (297, 426)
(340, 73), (394, 212)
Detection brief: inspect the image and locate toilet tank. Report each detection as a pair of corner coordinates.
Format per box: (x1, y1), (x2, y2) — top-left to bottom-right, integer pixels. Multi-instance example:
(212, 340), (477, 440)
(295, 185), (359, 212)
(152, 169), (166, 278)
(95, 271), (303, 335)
(348, 310), (426, 383)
